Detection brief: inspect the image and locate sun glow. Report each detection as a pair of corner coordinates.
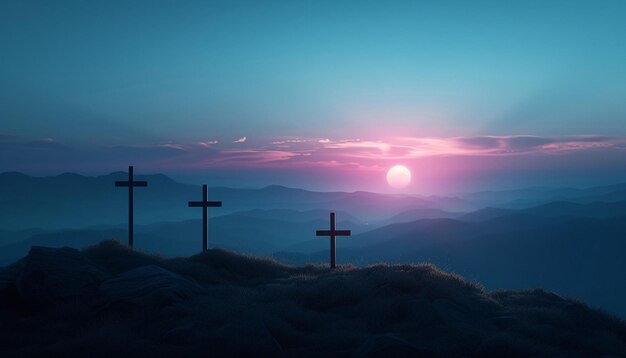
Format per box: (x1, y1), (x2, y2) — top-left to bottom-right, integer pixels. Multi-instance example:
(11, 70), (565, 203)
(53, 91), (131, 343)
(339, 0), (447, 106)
(386, 165), (411, 189)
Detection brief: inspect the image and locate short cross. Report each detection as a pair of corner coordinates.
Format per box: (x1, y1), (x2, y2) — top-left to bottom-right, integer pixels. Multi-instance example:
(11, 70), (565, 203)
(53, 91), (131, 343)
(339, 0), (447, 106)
(188, 184), (222, 251)
(316, 212), (351, 269)
(114, 166), (148, 248)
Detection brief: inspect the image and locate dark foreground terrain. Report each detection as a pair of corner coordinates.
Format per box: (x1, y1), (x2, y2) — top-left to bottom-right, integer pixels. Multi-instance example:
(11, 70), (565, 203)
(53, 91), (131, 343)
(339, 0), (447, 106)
(1, 241), (625, 357)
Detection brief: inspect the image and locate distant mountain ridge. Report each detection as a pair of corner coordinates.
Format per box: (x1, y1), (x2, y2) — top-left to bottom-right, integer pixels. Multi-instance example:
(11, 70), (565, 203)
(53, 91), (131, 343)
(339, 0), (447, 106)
(462, 182), (626, 208)
(0, 171), (467, 230)
(459, 200), (626, 221)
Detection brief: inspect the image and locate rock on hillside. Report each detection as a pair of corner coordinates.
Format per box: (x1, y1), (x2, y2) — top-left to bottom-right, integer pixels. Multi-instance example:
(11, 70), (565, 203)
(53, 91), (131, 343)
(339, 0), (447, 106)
(99, 265), (202, 306)
(16, 246), (108, 306)
(0, 240), (625, 357)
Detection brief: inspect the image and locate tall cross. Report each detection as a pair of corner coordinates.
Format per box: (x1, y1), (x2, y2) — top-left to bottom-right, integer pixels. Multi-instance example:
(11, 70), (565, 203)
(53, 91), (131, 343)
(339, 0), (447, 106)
(316, 212), (351, 269)
(188, 184), (222, 251)
(114, 166), (148, 248)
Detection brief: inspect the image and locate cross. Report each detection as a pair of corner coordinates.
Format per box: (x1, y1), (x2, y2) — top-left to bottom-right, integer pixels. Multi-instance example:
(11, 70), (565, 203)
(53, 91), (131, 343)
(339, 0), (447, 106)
(316, 212), (351, 269)
(188, 184), (222, 251)
(114, 166), (148, 248)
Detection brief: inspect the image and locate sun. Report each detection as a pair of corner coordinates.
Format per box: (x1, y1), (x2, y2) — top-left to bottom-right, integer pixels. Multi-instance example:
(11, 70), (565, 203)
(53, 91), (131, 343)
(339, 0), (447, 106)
(386, 165), (412, 189)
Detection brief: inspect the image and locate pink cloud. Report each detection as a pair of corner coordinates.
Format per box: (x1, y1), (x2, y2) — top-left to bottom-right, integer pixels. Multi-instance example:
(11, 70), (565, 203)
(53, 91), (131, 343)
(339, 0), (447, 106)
(175, 135), (626, 171)
(5, 135), (624, 188)
(200, 149), (300, 167)
(232, 136), (247, 144)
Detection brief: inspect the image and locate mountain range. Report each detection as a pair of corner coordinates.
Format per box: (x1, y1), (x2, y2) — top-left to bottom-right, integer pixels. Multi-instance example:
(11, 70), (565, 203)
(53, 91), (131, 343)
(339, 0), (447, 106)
(0, 171), (468, 230)
(2, 171), (626, 319)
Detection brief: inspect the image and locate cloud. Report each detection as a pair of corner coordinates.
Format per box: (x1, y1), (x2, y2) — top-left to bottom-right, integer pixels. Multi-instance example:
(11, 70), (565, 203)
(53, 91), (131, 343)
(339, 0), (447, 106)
(454, 136), (502, 150)
(21, 137), (67, 150)
(454, 135), (617, 154)
(2, 134), (625, 177)
(196, 140), (218, 148)
(203, 149), (299, 167)
(504, 136), (555, 150)
(271, 138), (310, 145)
(105, 135), (626, 171)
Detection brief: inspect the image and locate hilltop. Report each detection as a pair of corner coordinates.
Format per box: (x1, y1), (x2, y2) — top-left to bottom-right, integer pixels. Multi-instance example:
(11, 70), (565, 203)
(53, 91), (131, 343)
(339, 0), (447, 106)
(1, 240), (625, 357)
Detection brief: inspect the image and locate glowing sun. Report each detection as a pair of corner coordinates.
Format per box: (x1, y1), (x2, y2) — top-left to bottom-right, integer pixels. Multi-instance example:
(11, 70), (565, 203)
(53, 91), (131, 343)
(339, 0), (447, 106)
(386, 165), (412, 189)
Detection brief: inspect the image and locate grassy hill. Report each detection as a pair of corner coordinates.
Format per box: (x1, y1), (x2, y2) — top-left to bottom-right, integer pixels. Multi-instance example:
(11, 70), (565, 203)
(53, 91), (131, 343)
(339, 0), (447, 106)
(1, 240), (625, 356)
(279, 215), (626, 319)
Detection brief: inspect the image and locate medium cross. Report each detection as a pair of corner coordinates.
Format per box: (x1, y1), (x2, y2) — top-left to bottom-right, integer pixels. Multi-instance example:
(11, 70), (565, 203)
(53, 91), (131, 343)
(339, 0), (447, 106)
(188, 184), (222, 251)
(316, 212), (351, 269)
(114, 166), (148, 248)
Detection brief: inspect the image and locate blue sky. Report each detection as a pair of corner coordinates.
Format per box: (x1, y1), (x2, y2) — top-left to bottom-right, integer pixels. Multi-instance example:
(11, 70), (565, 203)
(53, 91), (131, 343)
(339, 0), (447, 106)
(1, 0), (626, 192)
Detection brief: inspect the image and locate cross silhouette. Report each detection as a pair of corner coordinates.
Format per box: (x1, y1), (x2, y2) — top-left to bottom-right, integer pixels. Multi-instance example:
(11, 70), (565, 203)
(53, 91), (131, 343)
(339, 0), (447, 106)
(188, 184), (222, 251)
(114, 166), (148, 248)
(316, 212), (351, 269)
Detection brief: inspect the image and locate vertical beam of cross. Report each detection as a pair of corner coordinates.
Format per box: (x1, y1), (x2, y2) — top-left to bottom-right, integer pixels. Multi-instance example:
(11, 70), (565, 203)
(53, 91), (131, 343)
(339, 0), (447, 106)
(114, 166), (148, 248)
(316, 212), (351, 269)
(188, 184), (222, 251)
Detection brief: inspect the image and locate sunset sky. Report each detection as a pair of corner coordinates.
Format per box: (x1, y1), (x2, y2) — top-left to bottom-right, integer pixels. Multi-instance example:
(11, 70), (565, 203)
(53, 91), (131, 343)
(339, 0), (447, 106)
(2, 0), (626, 193)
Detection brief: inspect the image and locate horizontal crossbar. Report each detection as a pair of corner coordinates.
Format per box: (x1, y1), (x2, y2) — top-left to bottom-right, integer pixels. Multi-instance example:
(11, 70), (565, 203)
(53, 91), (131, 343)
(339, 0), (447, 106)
(115, 181), (148, 187)
(188, 201), (222, 207)
(316, 230), (351, 237)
